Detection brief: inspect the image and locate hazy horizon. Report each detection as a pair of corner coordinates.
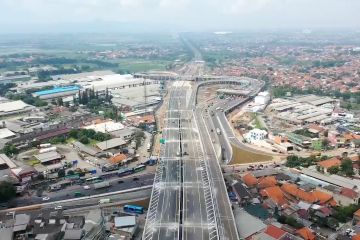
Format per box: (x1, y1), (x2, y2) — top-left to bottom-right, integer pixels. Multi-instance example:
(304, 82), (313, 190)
(0, 0), (360, 33)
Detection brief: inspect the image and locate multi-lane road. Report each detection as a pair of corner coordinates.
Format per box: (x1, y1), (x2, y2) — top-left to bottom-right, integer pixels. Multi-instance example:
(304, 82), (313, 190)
(11, 173), (154, 208)
(144, 79), (241, 240)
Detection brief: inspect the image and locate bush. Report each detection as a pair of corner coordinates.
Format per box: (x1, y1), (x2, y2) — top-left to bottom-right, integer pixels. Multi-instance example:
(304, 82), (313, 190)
(0, 181), (16, 202)
(57, 169), (66, 178)
(2, 144), (19, 156)
(79, 136), (90, 144)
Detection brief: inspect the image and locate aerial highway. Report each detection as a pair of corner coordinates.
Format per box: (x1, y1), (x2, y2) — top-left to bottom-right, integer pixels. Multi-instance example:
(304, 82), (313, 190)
(144, 79), (247, 240)
(143, 83), (220, 240)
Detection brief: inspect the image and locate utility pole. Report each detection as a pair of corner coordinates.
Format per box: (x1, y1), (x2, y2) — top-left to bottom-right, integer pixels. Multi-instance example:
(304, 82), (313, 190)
(144, 77), (147, 116)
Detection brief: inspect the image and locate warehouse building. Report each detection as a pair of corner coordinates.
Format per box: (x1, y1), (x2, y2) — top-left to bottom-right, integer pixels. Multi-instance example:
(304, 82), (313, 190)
(32, 86), (80, 100)
(0, 100), (35, 117)
(34, 151), (63, 165)
(0, 74), (31, 84)
(96, 137), (127, 151)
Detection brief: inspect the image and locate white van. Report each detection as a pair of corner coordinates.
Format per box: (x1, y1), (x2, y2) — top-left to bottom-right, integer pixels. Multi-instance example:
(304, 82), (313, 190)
(98, 198), (111, 204)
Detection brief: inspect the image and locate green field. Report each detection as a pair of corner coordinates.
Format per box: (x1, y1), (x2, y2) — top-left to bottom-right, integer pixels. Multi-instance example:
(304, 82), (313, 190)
(117, 59), (169, 73)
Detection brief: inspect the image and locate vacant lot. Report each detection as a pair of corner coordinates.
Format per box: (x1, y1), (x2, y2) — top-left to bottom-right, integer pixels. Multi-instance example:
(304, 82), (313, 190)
(230, 144), (274, 164)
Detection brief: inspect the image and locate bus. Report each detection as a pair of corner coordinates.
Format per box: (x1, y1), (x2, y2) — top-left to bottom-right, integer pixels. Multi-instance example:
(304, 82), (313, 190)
(85, 176), (103, 184)
(134, 164), (146, 173)
(117, 168), (135, 177)
(123, 204), (144, 214)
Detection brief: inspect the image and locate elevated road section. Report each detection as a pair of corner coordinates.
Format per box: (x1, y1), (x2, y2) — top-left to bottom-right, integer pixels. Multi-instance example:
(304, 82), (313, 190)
(143, 84), (219, 240)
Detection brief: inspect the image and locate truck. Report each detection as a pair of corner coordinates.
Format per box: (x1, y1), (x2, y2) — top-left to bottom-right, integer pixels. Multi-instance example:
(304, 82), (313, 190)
(146, 143), (151, 152)
(94, 181), (111, 190)
(38, 143), (52, 149)
(98, 198), (111, 204)
(216, 128), (221, 135)
(39, 146), (57, 153)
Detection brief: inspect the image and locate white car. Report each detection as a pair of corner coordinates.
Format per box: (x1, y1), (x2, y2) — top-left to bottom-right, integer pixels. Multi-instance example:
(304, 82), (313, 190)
(83, 185), (91, 190)
(42, 196), (50, 201)
(54, 206), (62, 210)
(6, 211), (15, 216)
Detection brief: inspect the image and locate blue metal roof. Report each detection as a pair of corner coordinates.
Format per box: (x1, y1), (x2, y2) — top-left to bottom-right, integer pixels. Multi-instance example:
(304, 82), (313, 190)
(34, 86), (80, 96)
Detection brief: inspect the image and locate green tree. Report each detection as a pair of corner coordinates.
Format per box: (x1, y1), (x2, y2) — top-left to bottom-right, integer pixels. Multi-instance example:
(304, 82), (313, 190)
(285, 155), (300, 168)
(0, 181), (16, 202)
(67, 170), (75, 176)
(79, 136), (90, 144)
(69, 129), (79, 139)
(57, 169), (66, 178)
(341, 159), (354, 176)
(2, 144), (19, 156)
(328, 165), (340, 174)
(57, 98), (63, 106)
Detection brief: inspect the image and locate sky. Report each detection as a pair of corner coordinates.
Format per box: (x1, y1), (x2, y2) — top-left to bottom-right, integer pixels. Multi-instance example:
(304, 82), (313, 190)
(0, 0), (359, 33)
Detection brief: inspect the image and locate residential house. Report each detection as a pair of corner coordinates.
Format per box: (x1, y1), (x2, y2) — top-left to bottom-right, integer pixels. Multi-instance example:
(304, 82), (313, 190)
(260, 186), (288, 209)
(295, 227), (316, 240)
(257, 176), (277, 189)
(281, 183), (337, 206)
(243, 173), (258, 188)
(232, 181), (252, 204)
(353, 209), (360, 223)
(317, 157), (341, 173)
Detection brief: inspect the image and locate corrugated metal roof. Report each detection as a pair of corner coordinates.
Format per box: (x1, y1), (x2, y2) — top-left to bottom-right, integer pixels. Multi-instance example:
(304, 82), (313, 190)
(114, 216), (136, 228)
(34, 86), (79, 96)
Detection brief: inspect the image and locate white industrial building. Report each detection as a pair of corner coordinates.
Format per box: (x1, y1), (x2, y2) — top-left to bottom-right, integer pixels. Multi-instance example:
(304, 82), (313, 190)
(245, 128), (268, 143)
(254, 91), (270, 105)
(83, 120), (124, 134)
(0, 100), (35, 117)
(268, 97), (335, 125)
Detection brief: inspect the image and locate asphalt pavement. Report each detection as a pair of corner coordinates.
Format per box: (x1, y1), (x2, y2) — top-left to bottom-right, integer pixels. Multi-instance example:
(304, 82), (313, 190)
(14, 173), (154, 207)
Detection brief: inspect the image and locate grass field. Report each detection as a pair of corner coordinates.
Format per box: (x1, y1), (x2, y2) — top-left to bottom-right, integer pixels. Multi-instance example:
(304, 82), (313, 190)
(230, 144), (273, 164)
(117, 59), (169, 73)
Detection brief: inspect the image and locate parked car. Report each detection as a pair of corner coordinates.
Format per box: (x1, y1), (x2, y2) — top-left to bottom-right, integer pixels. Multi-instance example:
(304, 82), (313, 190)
(54, 206), (62, 210)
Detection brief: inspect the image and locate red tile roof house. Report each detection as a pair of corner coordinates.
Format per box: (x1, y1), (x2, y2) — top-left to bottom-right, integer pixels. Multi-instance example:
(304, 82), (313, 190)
(296, 227), (316, 240)
(317, 157), (341, 174)
(353, 209), (360, 223)
(251, 224), (301, 240)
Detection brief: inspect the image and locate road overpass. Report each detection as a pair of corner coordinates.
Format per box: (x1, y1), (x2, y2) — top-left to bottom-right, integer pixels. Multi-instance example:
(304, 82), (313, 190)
(144, 78), (245, 239)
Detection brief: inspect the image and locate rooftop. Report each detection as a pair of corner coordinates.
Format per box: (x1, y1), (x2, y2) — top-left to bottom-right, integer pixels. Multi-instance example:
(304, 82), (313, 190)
(317, 157), (341, 169)
(0, 128), (16, 139)
(0, 153), (17, 168)
(296, 227), (316, 240)
(234, 207), (267, 239)
(96, 138), (126, 151)
(114, 216), (136, 228)
(83, 121), (124, 133)
(243, 173), (258, 187)
(0, 100), (34, 114)
(34, 86), (80, 96)
(264, 224), (287, 239)
(34, 151), (62, 163)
